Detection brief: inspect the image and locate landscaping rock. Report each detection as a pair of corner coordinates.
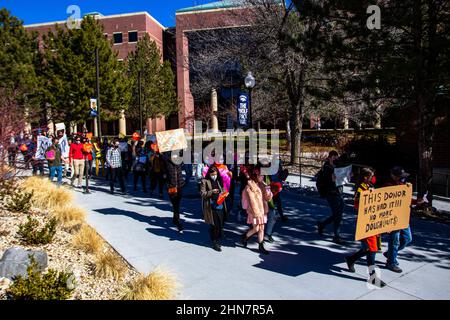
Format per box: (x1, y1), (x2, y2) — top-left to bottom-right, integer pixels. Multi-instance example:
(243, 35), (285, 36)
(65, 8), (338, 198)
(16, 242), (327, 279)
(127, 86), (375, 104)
(0, 247), (48, 280)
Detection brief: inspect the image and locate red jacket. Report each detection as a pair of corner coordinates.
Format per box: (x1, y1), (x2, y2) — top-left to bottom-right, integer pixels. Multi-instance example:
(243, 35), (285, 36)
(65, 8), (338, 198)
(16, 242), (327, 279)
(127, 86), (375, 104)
(69, 143), (84, 161)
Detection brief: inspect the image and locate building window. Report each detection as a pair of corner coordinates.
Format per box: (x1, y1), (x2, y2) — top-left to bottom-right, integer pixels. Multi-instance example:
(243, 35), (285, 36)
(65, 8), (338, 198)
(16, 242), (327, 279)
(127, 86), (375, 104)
(113, 32), (123, 44)
(128, 31), (138, 43)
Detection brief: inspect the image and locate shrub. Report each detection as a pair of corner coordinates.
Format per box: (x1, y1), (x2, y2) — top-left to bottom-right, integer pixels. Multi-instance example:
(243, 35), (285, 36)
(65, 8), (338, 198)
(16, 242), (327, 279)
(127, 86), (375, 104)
(17, 216), (58, 245)
(7, 255), (75, 300)
(51, 206), (86, 227)
(21, 177), (73, 211)
(93, 250), (126, 280)
(0, 178), (17, 202)
(4, 190), (33, 213)
(121, 269), (177, 300)
(72, 224), (103, 254)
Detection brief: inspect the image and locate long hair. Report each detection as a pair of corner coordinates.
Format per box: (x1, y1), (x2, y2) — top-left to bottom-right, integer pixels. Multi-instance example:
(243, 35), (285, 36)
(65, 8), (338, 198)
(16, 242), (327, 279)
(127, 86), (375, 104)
(358, 167), (374, 186)
(205, 165), (223, 186)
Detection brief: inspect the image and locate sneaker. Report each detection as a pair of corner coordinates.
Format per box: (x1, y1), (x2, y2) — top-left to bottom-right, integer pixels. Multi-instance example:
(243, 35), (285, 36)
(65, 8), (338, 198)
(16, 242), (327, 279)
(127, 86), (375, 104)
(317, 221), (324, 236)
(176, 223), (184, 234)
(266, 235), (275, 243)
(369, 276), (387, 288)
(345, 256), (356, 273)
(386, 264), (402, 273)
(332, 236), (346, 245)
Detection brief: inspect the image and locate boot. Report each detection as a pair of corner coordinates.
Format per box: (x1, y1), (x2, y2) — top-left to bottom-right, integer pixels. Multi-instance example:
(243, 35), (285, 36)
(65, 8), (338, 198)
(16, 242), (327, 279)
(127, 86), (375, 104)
(240, 233), (248, 248)
(212, 241), (222, 252)
(259, 242), (269, 255)
(345, 256), (356, 273)
(369, 270), (387, 288)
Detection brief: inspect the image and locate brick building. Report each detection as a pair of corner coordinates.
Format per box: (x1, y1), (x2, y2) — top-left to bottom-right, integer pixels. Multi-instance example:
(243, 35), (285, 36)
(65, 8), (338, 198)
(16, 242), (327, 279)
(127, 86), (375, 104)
(24, 1), (250, 136)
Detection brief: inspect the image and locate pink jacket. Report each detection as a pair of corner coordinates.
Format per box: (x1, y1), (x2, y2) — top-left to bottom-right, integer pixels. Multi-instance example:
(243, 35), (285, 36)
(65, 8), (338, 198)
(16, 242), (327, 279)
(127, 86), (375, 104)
(242, 180), (273, 219)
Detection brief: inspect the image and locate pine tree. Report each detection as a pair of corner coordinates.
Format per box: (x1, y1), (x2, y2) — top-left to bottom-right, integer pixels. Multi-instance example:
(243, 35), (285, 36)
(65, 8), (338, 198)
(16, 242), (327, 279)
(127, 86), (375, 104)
(127, 34), (178, 123)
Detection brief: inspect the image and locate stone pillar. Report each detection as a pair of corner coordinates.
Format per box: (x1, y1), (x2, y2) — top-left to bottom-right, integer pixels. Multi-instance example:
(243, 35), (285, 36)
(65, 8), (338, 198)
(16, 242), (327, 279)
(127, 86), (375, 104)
(211, 88), (219, 132)
(119, 110), (126, 137)
(70, 122), (78, 135)
(343, 112), (349, 129)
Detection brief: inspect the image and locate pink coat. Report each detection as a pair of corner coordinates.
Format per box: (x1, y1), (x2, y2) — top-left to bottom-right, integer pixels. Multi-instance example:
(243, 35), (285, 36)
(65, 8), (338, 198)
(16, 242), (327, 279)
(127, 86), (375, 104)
(242, 180), (273, 225)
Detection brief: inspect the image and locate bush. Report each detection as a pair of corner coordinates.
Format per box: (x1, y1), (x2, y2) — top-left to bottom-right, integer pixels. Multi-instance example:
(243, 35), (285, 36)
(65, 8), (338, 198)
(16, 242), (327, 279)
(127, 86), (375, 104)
(93, 250), (126, 280)
(7, 255), (74, 300)
(0, 178), (17, 202)
(121, 269), (177, 300)
(51, 206), (86, 227)
(21, 177), (73, 211)
(4, 190), (33, 213)
(17, 216), (58, 245)
(72, 224), (103, 254)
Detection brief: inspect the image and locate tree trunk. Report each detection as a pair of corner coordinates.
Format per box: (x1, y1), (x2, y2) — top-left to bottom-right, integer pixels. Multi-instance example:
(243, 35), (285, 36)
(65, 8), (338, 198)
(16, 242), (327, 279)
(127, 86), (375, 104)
(286, 119), (292, 155)
(290, 100), (303, 165)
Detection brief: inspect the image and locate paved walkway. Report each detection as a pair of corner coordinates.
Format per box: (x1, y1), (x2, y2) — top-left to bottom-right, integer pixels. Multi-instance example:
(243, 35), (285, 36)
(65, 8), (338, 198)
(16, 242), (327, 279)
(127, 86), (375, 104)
(72, 174), (450, 300)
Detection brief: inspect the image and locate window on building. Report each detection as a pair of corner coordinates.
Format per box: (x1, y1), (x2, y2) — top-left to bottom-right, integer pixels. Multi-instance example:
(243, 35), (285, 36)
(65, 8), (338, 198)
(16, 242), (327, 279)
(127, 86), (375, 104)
(128, 31), (138, 43)
(113, 32), (123, 44)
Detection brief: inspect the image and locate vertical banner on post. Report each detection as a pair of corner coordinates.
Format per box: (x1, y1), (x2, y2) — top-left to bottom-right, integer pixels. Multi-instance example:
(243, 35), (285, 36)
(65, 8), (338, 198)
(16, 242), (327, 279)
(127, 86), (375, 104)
(355, 184), (413, 241)
(90, 98), (98, 117)
(237, 93), (249, 127)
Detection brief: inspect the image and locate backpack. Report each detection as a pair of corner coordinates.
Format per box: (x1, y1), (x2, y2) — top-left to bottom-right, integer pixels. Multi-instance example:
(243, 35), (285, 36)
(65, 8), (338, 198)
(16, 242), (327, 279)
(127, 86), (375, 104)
(45, 150), (55, 161)
(315, 168), (328, 198)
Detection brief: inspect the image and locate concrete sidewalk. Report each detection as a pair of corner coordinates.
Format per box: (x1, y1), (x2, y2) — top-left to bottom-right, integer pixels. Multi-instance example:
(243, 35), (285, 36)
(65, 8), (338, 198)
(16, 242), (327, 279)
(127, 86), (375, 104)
(73, 175), (450, 300)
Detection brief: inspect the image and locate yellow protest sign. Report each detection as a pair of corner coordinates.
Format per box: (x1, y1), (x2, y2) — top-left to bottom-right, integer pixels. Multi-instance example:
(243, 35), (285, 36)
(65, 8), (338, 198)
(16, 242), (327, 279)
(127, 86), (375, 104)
(355, 184), (413, 241)
(155, 129), (187, 153)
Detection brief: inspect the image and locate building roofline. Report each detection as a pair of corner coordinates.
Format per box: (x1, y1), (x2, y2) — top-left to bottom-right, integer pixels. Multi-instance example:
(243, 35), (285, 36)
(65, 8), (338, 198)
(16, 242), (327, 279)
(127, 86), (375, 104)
(24, 11), (166, 30)
(176, 0), (244, 14)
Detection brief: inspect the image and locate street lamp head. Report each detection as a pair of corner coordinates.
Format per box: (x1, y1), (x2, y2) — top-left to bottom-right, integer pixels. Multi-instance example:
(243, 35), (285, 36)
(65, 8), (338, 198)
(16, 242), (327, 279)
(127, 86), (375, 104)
(245, 72), (255, 89)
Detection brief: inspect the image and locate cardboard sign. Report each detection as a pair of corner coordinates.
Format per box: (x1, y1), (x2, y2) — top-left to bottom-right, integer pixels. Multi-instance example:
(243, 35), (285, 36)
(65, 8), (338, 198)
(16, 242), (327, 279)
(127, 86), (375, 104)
(155, 129), (187, 153)
(55, 123), (66, 132)
(355, 184), (413, 241)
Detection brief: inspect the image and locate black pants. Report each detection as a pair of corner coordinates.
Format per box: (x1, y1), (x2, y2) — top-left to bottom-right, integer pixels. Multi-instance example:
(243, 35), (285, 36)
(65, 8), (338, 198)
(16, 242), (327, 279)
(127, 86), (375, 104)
(169, 193), (182, 224)
(133, 171), (147, 191)
(348, 248), (376, 267)
(32, 160), (44, 176)
(109, 167), (125, 192)
(321, 193), (345, 237)
(209, 209), (225, 241)
(273, 192), (284, 218)
(150, 172), (165, 195)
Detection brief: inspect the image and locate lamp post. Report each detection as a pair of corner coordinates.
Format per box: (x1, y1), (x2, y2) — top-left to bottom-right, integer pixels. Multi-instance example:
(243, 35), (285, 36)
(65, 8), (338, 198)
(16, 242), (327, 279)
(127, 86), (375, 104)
(244, 72), (255, 129)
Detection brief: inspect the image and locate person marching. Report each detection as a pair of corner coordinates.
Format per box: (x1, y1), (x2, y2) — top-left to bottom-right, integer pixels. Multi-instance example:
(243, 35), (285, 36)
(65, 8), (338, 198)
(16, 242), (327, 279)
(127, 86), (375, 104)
(132, 140), (148, 192)
(240, 166), (273, 255)
(93, 138), (103, 177)
(149, 144), (166, 198)
(69, 136), (85, 188)
(106, 139), (126, 195)
(316, 150), (346, 245)
(200, 165), (229, 252)
(383, 166), (417, 273)
(163, 152), (185, 233)
(345, 167), (386, 287)
(45, 137), (65, 186)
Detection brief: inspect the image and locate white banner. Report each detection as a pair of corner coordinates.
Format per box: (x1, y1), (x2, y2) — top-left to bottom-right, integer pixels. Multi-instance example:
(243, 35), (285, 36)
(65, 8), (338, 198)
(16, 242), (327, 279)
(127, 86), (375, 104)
(35, 136), (52, 160)
(59, 134), (70, 158)
(334, 165), (352, 187)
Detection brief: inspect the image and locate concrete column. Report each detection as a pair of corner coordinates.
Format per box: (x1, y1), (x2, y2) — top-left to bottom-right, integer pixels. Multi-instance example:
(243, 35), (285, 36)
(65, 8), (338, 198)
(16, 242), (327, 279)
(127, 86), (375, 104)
(211, 88), (219, 132)
(343, 112), (349, 129)
(119, 109), (127, 136)
(70, 122), (78, 134)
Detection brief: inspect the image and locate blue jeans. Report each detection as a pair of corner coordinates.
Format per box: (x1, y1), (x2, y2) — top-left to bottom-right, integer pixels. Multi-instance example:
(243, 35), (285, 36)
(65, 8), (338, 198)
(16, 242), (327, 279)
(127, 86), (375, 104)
(49, 166), (63, 186)
(265, 208), (277, 236)
(387, 226), (412, 266)
(322, 193), (345, 237)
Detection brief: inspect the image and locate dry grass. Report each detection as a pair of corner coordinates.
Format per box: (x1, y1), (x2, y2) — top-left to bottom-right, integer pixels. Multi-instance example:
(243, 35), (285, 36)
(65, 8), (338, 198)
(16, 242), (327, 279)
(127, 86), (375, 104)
(121, 269), (177, 300)
(93, 250), (127, 280)
(72, 224), (104, 254)
(21, 177), (73, 211)
(51, 205), (86, 227)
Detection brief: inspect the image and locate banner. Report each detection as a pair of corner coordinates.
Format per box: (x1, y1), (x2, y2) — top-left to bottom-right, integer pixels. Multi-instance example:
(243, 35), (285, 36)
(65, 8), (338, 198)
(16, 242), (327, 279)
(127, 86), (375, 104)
(335, 165), (352, 187)
(355, 184), (413, 241)
(155, 128), (187, 153)
(35, 136), (52, 160)
(237, 93), (249, 127)
(59, 134), (70, 158)
(90, 98), (98, 117)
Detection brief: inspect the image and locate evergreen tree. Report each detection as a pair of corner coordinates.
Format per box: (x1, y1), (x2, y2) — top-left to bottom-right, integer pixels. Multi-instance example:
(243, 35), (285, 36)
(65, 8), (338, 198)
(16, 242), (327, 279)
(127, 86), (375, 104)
(40, 16), (131, 127)
(127, 34), (178, 125)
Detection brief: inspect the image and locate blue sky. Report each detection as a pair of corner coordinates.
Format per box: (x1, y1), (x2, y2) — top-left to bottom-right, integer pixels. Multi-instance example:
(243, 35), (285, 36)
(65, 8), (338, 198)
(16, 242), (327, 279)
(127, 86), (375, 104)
(0, 0), (216, 27)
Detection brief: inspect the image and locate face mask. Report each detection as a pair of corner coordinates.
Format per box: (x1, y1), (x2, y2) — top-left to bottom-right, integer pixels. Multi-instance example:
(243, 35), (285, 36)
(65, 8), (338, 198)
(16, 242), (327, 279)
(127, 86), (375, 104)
(76, 141), (81, 144)
(210, 175), (217, 181)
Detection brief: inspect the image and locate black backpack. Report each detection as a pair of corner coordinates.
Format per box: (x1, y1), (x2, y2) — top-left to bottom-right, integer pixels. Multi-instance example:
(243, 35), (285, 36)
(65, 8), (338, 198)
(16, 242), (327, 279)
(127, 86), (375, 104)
(315, 167), (328, 198)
